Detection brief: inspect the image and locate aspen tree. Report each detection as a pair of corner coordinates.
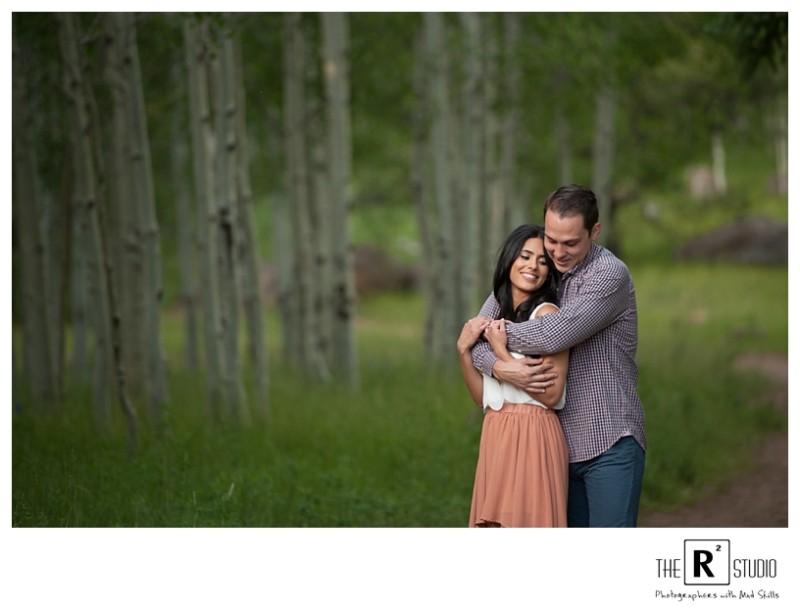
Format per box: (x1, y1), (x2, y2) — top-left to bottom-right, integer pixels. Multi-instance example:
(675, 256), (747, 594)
(185, 17), (225, 420)
(322, 12), (358, 387)
(12, 32), (58, 403)
(58, 13), (137, 453)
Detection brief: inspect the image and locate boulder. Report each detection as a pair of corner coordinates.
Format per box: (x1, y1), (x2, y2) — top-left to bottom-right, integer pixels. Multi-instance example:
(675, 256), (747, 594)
(674, 215), (787, 265)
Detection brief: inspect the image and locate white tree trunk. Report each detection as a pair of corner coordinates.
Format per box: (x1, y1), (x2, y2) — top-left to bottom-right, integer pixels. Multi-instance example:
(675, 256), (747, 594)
(322, 12), (358, 387)
(711, 131), (728, 195)
(592, 82), (616, 246)
(497, 13), (521, 244)
(771, 110), (788, 195)
(553, 67), (572, 184)
(58, 13), (137, 453)
(411, 31), (438, 359)
(459, 12), (483, 323)
(185, 17), (225, 420)
(124, 13), (169, 416)
(13, 31), (58, 403)
(170, 60), (200, 373)
(105, 13), (168, 421)
(231, 33), (269, 418)
(424, 12), (458, 362)
(215, 30), (251, 423)
(104, 14), (144, 405)
(284, 13), (326, 378)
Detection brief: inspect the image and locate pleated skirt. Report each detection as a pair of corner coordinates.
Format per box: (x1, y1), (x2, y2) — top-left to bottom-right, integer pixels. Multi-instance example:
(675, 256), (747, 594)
(469, 403), (569, 528)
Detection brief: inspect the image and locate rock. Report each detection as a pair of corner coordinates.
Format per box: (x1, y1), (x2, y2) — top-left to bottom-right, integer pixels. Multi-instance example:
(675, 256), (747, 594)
(674, 215), (787, 265)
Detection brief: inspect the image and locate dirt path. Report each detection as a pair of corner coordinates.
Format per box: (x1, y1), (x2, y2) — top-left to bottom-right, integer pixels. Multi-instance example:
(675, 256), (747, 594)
(639, 353), (788, 528)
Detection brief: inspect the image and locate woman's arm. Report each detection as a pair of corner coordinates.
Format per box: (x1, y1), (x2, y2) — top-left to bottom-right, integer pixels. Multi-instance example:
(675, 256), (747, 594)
(457, 317), (490, 406)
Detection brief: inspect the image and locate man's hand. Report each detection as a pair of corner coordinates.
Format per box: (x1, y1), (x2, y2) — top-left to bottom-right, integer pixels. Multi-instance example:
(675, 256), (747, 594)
(491, 357), (557, 393)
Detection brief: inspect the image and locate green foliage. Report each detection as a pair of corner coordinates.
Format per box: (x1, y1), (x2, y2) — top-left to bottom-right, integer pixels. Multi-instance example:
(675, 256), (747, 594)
(706, 13), (788, 76)
(12, 264), (786, 526)
(632, 263), (787, 510)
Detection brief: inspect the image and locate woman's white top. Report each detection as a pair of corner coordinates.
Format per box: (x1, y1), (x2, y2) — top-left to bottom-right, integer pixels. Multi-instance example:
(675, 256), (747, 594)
(481, 302), (566, 411)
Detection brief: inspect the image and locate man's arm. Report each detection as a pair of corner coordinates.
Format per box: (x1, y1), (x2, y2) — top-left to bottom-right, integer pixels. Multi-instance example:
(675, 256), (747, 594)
(470, 293), (501, 376)
(470, 292), (558, 394)
(504, 262), (632, 355)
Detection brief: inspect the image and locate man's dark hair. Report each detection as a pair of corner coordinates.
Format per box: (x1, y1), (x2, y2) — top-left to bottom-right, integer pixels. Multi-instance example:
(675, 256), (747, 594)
(543, 184), (599, 232)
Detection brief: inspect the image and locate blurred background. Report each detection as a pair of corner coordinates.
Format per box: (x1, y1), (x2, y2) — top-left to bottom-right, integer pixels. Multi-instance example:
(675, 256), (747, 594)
(11, 12), (788, 527)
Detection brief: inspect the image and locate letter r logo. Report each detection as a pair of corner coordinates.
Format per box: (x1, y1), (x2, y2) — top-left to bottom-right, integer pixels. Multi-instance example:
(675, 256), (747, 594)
(693, 550), (714, 577)
(684, 540), (730, 585)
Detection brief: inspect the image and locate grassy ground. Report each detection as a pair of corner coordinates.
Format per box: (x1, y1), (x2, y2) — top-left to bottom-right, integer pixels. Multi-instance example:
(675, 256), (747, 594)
(11, 263), (787, 527)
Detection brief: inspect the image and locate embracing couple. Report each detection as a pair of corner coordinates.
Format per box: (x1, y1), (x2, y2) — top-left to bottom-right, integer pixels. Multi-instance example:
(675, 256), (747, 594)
(457, 184), (647, 528)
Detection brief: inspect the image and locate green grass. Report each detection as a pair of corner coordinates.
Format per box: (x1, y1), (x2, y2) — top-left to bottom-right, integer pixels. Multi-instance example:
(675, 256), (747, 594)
(11, 263), (787, 527)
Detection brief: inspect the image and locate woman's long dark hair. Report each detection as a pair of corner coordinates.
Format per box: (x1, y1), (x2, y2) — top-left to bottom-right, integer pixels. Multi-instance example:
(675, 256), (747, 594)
(492, 224), (560, 322)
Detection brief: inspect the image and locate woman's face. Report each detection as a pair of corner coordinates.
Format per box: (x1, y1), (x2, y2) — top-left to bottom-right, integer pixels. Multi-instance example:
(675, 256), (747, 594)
(509, 237), (549, 300)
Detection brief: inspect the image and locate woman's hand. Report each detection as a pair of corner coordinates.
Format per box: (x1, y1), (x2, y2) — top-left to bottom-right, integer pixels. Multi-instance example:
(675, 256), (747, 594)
(457, 317), (490, 355)
(485, 319), (511, 358)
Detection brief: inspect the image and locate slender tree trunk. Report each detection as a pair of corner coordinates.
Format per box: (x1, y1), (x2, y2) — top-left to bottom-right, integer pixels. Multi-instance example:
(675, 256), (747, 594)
(185, 17), (225, 420)
(768, 107), (788, 195)
(104, 12), (169, 423)
(424, 12), (458, 363)
(552, 60), (572, 185)
(13, 31), (58, 404)
(284, 13), (324, 378)
(459, 12), (483, 322)
(592, 82), (616, 248)
(170, 60), (200, 373)
(480, 15), (501, 294)
(70, 197), (90, 384)
(104, 14), (145, 407)
(711, 132), (727, 195)
(411, 31), (437, 360)
(58, 13), (137, 453)
(215, 28), (250, 423)
(306, 41), (333, 382)
(322, 12), (358, 387)
(497, 13), (521, 244)
(231, 33), (269, 418)
(121, 13), (169, 418)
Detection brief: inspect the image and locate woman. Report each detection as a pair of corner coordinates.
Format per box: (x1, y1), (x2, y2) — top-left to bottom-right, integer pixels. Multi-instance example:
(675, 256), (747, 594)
(457, 224), (570, 527)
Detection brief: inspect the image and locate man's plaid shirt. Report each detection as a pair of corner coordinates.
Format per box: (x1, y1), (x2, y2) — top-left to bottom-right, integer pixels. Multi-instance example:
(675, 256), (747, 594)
(472, 243), (647, 462)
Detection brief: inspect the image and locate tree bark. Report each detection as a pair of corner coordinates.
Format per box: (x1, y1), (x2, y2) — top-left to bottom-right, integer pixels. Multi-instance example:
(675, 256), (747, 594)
(711, 132), (728, 195)
(459, 12), (483, 324)
(592, 82), (616, 248)
(230, 31), (269, 418)
(322, 12), (358, 387)
(215, 28), (250, 423)
(185, 16), (225, 421)
(58, 13), (137, 453)
(105, 13), (168, 422)
(284, 13), (326, 379)
(170, 59), (200, 373)
(104, 14), (144, 407)
(411, 30), (437, 360)
(13, 31), (59, 404)
(423, 12), (458, 363)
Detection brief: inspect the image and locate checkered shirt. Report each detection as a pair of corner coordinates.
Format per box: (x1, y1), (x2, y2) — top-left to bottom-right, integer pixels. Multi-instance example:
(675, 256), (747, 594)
(472, 244), (647, 462)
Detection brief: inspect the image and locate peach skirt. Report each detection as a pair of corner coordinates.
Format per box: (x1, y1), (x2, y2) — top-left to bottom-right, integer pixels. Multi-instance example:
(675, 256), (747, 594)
(469, 403), (569, 528)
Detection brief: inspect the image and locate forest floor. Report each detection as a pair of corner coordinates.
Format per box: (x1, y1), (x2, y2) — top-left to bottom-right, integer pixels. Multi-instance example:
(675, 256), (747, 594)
(639, 352), (789, 528)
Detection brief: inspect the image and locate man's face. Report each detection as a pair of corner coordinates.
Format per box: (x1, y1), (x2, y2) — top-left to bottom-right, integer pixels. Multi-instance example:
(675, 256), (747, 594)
(544, 209), (600, 273)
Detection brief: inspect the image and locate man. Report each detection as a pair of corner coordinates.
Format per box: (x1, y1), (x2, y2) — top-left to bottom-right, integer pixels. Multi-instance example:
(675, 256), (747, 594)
(471, 184), (646, 527)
